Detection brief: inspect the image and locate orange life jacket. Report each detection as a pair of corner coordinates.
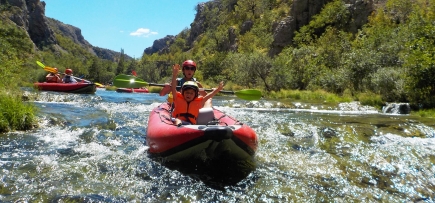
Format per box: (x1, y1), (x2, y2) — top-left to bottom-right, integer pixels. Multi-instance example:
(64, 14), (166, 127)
(172, 92), (203, 124)
(46, 74), (60, 83)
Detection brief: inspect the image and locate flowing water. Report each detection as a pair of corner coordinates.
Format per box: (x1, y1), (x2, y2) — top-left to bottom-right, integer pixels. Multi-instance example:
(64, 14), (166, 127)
(1, 88), (435, 202)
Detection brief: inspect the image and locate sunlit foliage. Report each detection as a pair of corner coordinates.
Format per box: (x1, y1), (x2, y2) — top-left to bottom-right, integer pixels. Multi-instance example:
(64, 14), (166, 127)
(2, 0), (435, 114)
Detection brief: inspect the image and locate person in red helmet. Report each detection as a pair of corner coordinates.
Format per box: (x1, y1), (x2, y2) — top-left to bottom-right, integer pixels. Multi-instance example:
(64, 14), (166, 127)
(170, 64), (224, 126)
(45, 68), (62, 83)
(62, 68), (77, 83)
(159, 60), (212, 107)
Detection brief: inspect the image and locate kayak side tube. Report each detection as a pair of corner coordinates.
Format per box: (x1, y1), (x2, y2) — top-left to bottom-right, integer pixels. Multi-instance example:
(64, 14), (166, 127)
(146, 103), (258, 162)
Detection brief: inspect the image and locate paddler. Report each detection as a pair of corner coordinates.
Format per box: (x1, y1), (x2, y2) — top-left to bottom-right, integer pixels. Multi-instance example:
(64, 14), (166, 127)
(62, 68), (77, 83)
(171, 64), (224, 126)
(45, 68), (62, 83)
(159, 60), (212, 108)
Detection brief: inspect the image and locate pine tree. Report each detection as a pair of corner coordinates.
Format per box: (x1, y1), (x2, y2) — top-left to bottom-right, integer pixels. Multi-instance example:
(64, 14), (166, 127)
(116, 49), (125, 75)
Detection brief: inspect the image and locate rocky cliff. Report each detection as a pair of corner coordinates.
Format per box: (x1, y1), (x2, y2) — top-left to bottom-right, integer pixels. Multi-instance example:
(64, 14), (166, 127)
(1, 0), (379, 60)
(2, 0), (56, 48)
(143, 35), (175, 55)
(1, 0), (128, 61)
(48, 18), (133, 60)
(269, 0), (375, 56)
(144, 0), (378, 57)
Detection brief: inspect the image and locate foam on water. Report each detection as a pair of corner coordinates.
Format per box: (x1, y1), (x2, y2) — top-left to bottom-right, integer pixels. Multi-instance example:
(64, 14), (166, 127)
(1, 90), (434, 202)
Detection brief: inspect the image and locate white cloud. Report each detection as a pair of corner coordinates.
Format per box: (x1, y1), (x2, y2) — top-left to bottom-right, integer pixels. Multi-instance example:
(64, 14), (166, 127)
(130, 28), (158, 37)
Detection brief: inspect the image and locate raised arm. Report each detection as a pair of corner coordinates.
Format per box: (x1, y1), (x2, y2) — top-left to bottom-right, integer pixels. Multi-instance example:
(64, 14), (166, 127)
(203, 81), (224, 102)
(171, 64), (181, 100)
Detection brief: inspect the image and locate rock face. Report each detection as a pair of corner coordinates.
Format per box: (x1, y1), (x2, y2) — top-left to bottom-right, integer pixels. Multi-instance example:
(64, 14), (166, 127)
(143, 35), (175, 55)
(4, 0), (57, 48)
(382, 103), (411, 114)
(240, 20), (253, 35)
(2, 0), (127, 61)
(48, 18), (91, 47)
(269, 16), (296, 56)
(144, 1), (218, 55)
(268, 0), (332, 56)
(228, 26), (238, 52)
(345, 0), (375, 33)
(187, 2), (208, 48)
(269, 0), (376, 56)
(143, 0), (378, 56)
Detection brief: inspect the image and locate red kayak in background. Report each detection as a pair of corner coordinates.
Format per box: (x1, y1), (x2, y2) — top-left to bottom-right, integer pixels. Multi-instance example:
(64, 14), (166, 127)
(146, 103), (258, 163)
(116, 88), (149, 93)
(34, 82), (96, 94)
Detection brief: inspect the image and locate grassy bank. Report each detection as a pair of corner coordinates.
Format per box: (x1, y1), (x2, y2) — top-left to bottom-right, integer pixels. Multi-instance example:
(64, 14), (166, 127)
(0, 92), (37, 133)
(265, 89), (385, 109)
(413, 109), (435, 118)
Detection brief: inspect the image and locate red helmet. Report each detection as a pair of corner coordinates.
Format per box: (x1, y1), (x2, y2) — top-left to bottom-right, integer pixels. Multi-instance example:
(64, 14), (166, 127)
(182, 60), (197, 69)
(65, 69), (73, 74)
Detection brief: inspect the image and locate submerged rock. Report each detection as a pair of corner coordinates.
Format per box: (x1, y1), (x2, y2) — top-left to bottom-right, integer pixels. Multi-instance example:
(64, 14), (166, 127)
(382, 103), (411, 114)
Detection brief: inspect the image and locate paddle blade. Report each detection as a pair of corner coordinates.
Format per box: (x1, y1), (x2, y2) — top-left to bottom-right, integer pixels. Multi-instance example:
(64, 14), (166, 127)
(113, 74), (148, 88)
(36, 61), (45, 68)
(44, 67), (58, 73)
(234, 89), (262, 101)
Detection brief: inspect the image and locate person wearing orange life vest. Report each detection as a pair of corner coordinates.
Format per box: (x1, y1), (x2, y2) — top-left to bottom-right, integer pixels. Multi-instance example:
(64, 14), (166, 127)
(171, 64), (224, 126)
(45, 68), (62, 83)
(62, 68), (77, 83)
(160, 60), (212, 107)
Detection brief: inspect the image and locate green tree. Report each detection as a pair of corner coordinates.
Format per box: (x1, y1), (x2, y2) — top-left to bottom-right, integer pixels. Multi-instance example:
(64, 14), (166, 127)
(201, 52), (228, 83)
(88, 57), (103, 82)
(221, 51), (272, 89)
(116, 49), (126, 75)
(126, 60), (138, 75)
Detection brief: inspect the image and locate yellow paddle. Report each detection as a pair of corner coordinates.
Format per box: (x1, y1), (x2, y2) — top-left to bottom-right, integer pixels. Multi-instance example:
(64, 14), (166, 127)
(36, 61), (98, 84)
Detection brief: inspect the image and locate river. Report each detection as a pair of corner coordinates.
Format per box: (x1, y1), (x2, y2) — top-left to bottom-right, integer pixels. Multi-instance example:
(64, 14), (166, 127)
(1, 88), (434, 202)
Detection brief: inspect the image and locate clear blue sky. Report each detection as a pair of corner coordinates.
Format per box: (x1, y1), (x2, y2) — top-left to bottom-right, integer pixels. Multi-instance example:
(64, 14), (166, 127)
(43, 0), (204, 58)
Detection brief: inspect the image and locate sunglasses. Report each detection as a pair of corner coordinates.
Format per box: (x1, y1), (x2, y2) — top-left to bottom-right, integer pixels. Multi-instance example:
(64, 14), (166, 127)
(183, 66), (196, 71)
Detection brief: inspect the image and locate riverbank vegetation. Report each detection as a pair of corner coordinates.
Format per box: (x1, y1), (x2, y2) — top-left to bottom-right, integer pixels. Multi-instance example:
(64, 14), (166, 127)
(1, 0), (435, 132)
(0, 19), (37, 133)
(0, 93), (37, 133)
(136, 0), (434, 109)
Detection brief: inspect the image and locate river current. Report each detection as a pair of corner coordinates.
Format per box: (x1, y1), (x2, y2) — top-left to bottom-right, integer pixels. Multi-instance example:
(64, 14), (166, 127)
(1, 88), (434, 202)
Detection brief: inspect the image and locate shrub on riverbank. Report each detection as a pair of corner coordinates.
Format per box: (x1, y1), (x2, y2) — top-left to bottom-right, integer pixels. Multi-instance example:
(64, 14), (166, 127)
(414, 109), (435, 118)
(148, 86), (161, 94)
(0, 17), (38, 133)
(267, 89), (353, 103)
(356, 92), (384, 109)
(105, 86), (117, 91)
(0, 93), (37, 133)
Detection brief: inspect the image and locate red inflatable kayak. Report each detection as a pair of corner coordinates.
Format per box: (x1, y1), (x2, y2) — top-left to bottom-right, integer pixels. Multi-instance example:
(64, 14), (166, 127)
(34, 82), (96, 94)
(146, 103), (258, 162)
(116, 88), (149, 93)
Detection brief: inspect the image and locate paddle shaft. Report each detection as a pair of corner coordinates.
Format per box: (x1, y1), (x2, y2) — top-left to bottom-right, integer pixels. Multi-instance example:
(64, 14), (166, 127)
(113, 74), (261, 100)
(39, 61), (93, 84)
(72, 76), (91, 83)
(60, 73), (92, 84)
(147, 83), (235, 94)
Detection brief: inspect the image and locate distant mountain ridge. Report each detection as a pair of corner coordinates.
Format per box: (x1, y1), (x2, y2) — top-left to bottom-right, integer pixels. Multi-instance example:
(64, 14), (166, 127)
(1, 0), (131, 61)
(2, 0), (379, 60)
(47, 17), (132, 61)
